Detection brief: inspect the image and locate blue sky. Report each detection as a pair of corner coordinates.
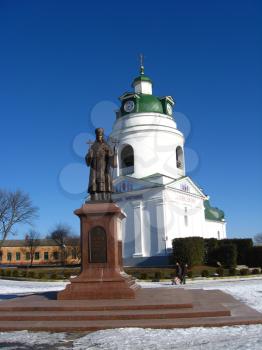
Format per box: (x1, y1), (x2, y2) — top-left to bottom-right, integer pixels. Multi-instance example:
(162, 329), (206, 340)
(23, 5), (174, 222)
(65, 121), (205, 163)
(0, 0), (261, 239)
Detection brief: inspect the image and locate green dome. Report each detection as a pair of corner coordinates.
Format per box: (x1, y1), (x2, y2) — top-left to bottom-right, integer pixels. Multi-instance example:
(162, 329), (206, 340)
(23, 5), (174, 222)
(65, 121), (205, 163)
(137, 94), (163, 113)
(132, 75), (152, 86)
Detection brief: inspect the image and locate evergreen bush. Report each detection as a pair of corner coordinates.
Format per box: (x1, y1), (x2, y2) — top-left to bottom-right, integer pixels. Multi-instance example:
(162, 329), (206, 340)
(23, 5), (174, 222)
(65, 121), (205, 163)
(50, 273), (58, 280)
(187, 271), (193, 278)
(63, 271), (71, 279)
(12, 270), (19, 277)
(38, 272), (45, 279)
(252, 268), (260, 275)
(229, 268), (237, 276)
(240, 268), (249, 276)
(216, 267), (224, 277)
(220, 238), (253, 265)
(210, 244), (237, 268)
(201, 269), (209, 277)
(204, 238), (220, 265)
(20, 270), (27, 278)
(140, 273), (147, 280)
(5, 270), (11, 277)
(247, 247), (262, 267)
(152, 271), (161, 282)
(172, 237), (205, 267)
(28, 271), (35, 279)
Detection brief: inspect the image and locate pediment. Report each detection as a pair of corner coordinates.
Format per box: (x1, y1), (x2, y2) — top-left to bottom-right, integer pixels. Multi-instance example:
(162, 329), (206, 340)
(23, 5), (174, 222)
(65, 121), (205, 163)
(167, 177), (207, 198)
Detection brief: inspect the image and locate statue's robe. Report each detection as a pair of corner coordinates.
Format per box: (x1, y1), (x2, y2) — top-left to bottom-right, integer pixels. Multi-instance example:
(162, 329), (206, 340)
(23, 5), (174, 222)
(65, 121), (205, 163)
(85, 141), (116, 194)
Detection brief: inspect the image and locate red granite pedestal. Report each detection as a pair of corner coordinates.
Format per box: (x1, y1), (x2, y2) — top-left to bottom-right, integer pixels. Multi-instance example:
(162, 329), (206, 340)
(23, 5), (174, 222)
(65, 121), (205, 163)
(58, 201), (139, 300)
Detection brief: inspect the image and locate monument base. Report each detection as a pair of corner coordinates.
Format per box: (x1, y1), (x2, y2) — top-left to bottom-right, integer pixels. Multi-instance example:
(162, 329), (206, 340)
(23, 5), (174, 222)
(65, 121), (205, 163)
(58, 201), (140, 300)
(58, 268), (139, 300)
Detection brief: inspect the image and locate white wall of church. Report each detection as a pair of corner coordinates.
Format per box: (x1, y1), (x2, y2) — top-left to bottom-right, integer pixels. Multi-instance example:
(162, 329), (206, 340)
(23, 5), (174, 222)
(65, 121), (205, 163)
(114, 184), (226, 259)
(204, 220), (227, 240)
(163, 188), (206, 249)
(110, 112), (185, 180)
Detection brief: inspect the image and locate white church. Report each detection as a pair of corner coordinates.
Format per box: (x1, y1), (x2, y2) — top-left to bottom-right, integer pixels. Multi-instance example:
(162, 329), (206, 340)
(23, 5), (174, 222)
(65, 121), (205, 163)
(109, 63), (226, 266)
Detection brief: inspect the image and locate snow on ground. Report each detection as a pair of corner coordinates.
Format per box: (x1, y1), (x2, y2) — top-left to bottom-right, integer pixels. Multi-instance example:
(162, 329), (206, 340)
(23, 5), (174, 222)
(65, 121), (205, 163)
(0, 279), (68, 295)
(0, 277), (262, 349)
(140, 277), (262, 312)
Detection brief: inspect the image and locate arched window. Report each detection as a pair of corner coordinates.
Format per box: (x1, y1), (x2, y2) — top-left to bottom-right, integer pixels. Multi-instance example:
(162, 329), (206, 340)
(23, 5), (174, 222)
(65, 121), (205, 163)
(176, 146), (184, 169)
(120, 145), (134, 175)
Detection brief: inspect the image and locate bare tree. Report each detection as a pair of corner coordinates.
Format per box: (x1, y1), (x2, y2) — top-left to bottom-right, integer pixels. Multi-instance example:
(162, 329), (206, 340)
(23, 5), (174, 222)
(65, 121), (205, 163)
(0, 189), (38, 243)
(254, 233), (262, 244)
(48, 224), (72, 266)
(67, 236), (81, 263)
(23, 230), (40, 266)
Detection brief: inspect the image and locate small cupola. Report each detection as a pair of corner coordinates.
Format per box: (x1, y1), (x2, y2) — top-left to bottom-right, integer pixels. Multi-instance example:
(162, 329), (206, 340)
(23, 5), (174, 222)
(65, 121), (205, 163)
(131, 56), (153, 95)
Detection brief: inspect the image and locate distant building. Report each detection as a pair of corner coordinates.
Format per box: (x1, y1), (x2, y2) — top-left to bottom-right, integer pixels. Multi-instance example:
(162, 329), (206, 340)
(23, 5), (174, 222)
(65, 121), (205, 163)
(0, 239), (80, 266)
(108, 63), (226, 265)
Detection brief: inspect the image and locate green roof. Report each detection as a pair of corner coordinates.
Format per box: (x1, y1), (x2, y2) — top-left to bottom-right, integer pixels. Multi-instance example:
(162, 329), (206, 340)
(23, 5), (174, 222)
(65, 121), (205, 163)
(137, 94), (163, 113)
(132, 75), (152, 86)
(204, 200), (225, 222)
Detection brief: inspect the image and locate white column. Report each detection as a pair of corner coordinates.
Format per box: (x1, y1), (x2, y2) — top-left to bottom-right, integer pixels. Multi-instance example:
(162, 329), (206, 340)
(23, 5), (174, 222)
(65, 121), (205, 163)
(155, 200), (166, 255)
(132, 201), (144, 257)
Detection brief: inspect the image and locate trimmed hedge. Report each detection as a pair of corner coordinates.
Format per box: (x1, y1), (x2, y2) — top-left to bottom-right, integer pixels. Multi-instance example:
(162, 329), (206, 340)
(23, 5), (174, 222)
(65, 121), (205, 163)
(240, 268), (249, 276)
(172, 237), (205, 267)
(209, 244), (237, 268)
(201, 270), (209, 277)
(216, 267), (224, 277)
(247, 246), (262, 267)
(12, 270), (19, 277)
(229, 268), (237, 276)
(220, 238), (253, 265)
(204, 238), (220, 265)
(173, 237), (251, 268)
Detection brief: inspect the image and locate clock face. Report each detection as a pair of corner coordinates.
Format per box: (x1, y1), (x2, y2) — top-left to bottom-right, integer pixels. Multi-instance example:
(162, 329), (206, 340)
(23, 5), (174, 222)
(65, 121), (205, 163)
(166, 103), (172, 116)
(124, 100), (135, 113)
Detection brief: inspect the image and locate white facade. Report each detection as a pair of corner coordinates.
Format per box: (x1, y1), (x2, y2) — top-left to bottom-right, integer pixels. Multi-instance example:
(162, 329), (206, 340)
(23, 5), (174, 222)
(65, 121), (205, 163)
(109, 68), (226, 262)
(112, 175), (226, 260)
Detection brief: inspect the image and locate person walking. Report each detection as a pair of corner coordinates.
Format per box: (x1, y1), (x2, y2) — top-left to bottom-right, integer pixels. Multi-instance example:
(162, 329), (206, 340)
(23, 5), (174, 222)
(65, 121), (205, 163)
(172, 262), (182, 285)
(181, 264), (188, 285)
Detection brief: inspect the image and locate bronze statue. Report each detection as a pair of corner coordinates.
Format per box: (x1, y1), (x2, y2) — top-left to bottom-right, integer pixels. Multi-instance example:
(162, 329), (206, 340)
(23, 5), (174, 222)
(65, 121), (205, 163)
(85, 128), (117, 201)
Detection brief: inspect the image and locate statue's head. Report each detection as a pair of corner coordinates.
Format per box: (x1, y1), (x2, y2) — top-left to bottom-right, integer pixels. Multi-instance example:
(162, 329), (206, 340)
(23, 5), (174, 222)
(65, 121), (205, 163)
(95, 128), (104, 143)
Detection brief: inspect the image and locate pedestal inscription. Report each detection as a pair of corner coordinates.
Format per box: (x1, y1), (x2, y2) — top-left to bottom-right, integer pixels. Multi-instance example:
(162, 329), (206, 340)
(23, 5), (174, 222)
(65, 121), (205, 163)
(89, 226), (107, 263)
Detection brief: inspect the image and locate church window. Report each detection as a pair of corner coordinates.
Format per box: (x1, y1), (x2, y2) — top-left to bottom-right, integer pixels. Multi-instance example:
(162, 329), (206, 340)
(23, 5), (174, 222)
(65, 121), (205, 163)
(217, 231), (220, 240)
(120, 145), (134, 175)
(7, 252), (12, 261)
(16, 252), (21, 261)
(176, 146), (184, 169)
(184, 207), (188, 226)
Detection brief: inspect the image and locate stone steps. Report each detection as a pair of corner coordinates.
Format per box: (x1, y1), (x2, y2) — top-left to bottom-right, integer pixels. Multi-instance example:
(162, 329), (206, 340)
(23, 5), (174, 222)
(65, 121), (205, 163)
(0, 305), (230, 321)
(0, 315), (262, 332)
(0, 288), (261, 332)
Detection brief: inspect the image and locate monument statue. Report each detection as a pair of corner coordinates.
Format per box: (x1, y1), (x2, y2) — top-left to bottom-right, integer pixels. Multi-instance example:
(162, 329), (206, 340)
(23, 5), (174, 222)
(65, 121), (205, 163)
(58, 127), (139, 300)
(85, 128), (117, 201)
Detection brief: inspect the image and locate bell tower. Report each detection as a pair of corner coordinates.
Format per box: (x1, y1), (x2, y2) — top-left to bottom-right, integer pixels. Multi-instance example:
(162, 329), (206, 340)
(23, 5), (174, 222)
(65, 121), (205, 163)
(110, 61), (185, 180)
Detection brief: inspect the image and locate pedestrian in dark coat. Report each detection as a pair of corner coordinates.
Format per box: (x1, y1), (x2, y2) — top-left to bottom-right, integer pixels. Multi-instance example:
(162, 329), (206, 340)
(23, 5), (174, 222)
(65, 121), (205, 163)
(181, 264), (188, 285)
(172, 262), (182, 285)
